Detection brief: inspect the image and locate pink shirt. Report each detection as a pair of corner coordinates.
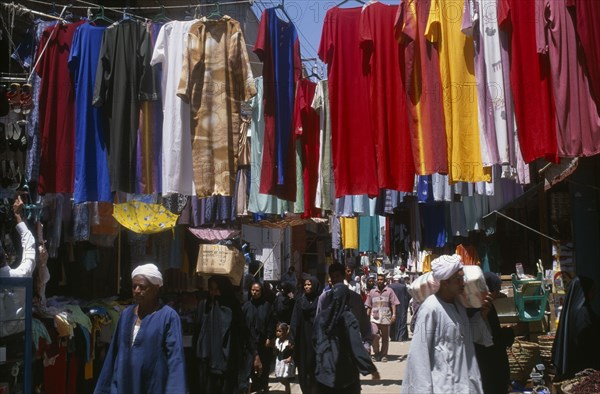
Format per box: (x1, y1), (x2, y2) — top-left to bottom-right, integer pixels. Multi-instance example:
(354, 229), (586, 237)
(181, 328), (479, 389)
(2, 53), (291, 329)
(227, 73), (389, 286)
(536, 0), (600, 157)
(366, 286), (400, 325)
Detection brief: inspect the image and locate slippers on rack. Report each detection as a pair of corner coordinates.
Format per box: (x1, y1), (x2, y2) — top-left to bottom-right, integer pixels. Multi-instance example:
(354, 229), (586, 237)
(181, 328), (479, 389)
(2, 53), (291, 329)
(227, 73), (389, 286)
(20, 84), (33, 115)
(6, 83), (21, 114)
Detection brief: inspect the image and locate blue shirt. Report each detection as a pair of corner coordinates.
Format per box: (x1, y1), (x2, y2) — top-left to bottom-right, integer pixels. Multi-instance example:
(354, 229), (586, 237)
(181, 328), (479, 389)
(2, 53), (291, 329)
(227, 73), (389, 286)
(68, 23), (112, 203)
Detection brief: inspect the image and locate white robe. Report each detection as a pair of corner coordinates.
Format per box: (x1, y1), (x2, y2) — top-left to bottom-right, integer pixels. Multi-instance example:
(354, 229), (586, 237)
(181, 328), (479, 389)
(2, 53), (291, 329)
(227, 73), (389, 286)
(402, 294), (492, 394)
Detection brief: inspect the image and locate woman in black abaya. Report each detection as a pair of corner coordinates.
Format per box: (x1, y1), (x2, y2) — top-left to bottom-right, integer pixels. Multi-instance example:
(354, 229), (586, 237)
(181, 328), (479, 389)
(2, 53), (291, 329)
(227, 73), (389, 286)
(290, 276), (320, 394)
(552, 275), (600, 380)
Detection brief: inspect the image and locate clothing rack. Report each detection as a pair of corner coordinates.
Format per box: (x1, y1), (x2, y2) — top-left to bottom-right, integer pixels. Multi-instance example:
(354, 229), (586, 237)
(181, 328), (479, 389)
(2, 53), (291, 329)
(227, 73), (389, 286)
(1, 2), (66, 22)
(22, 0), (253, 12)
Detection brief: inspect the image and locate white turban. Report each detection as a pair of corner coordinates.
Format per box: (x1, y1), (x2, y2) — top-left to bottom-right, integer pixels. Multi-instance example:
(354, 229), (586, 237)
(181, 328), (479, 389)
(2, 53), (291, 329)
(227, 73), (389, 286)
(431, 254), (464, 282)
(132, 263), (163, 287)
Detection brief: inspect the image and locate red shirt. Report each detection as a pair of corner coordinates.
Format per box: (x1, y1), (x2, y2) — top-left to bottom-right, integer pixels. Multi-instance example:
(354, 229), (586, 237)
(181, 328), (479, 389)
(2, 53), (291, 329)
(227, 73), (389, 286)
(36, 21), (85, 193)
(497, 0), (558, 163)
(294, 79), (321, 218)
(360, 2), (415, 191)
(318, 7), (379, 198)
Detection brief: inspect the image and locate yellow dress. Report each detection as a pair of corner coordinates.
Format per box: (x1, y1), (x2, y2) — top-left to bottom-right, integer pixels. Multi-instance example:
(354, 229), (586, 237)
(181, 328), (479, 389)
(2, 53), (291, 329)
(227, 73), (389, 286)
(340, 217), (358, 250)
(425, 0), (491, 183)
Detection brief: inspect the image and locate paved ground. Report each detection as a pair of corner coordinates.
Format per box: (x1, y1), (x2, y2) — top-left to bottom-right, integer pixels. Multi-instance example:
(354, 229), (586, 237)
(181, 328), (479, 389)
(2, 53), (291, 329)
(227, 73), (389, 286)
(268, 339), (412, 393)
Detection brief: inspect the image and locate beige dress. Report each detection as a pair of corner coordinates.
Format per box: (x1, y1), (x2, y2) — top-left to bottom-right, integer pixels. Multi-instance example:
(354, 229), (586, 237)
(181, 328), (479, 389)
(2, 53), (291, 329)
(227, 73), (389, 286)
(177, 16), (256, 197)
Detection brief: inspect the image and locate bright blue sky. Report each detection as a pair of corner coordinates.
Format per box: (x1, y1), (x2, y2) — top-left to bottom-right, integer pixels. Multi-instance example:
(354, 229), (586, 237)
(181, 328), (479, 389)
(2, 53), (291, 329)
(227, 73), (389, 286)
(250, 0), (400, 70)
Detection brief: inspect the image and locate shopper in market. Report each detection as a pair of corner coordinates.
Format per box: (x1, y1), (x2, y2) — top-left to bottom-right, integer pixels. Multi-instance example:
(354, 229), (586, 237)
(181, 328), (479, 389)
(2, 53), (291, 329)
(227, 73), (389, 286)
(94, 263), (186, 394)
(313, 283), (380, 394)
(401, 254), (493, 394)
(316, 263), (372, 350)
(0, 195), (35, 278)
(552, 275), (600, 379)
(243, 281), (277, 393)
(290, 276), (321, 394)
(471, 272), (514, 394)
(365, 273), (400, 362)
(389, 274), (411, 342)
(195, 275), (255, 394)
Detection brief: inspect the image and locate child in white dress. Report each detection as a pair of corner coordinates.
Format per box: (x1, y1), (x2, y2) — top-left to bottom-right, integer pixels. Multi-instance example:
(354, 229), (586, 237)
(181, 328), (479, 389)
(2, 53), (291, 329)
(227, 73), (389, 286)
(275, 322), (295, 394)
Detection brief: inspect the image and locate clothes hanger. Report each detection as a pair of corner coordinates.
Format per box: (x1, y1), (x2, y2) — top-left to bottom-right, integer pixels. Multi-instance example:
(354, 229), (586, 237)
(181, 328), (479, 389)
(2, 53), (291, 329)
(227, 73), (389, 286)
(89, 6), (114, 25)
(335, 0), (366, 7)
(183, 4), (195, 20)
(304, 63), (322, 80)
(206, 2), (222, 20)
(273, 0), (292, 23)
(153, 5), (171, 23)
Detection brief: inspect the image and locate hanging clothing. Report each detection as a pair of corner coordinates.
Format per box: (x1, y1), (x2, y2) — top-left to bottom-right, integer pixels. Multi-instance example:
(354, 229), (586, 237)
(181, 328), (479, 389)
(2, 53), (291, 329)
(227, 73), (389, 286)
(150, 20), (197, 196)
(340, 216), (358, 250)
(36, 20), (85, 194)
(247, 77), (290, 214)
(25, 20), (56, 186)
(396, 0), (448, 175)
(497, 0), (558, 163)
(92, 20), (158, 193)
(536, 0), (600, 157)
(462, 0), (515, 168)
(360, 1), (415, 191)
(319, 6), (379, 198)
(254, 8), (302, 201)
(567, 0), (600, 106)
(311, 79), (335, 211)
(136, 22), (164, 194)
(425, 0), (490, 184)
(68, 22), (112, 203)
(178, 16), (255, 197)
(294, 79), (320, 218)
(358, 215), (380, 253)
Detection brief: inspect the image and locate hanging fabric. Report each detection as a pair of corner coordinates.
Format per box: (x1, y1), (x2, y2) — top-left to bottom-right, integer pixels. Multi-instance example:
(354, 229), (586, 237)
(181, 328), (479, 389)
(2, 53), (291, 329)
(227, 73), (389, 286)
(112, 201), (179, 234)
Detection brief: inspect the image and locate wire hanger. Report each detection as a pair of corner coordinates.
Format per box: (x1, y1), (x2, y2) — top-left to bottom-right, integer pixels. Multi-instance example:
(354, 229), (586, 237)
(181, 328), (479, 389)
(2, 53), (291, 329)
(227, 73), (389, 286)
(206, 2), (222, 20)
(305, 63), (322, 80)
(335, 0), (366, 7)
(273, 0), (292, 23)
(153, 5), (171, 23)
(183, 4), (195, 20)
(89, 6), (114, 25)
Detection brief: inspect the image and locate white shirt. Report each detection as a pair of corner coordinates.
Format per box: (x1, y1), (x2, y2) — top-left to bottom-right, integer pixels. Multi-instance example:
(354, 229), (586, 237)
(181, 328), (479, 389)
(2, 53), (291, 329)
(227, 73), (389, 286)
(0, 222), (36, 278)
(150, 20), (197, 196)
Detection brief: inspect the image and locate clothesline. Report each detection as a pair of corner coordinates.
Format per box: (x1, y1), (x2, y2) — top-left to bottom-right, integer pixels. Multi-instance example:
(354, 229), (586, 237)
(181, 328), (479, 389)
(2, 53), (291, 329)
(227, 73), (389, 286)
(1, 2), (66, 22)
(21, 0), (254, 12)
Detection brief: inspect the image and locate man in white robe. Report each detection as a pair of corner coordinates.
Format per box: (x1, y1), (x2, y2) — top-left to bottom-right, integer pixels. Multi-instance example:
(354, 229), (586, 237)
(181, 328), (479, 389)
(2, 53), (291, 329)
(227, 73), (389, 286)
(401, 254), (492, 394)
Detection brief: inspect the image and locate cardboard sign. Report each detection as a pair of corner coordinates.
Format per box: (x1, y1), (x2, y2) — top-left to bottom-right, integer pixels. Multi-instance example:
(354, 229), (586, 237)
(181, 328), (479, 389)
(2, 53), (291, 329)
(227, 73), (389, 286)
(196, 244), (245, 285)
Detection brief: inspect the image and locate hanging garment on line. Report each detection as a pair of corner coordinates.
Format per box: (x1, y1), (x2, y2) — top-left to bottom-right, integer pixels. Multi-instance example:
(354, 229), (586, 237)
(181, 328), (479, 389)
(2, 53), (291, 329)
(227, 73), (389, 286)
(536, 0), (600, 157)
(360, 1), (415, 192)
(396, 0), (448, 176)
(178, 16), (256, 197)
(319, 6), (379, 198)
(36, 20), (85, 194)
(294, 79), (320, 218)
(425, 0), (490, 183)
(93, 19), (159, 194)
(497, 0), (558, 164)
(248, 77), (291, 215)
(311, 79), (335, 211)
(150, 20), (197, 196)
(68, 22), (112, 203)
(136, 21), (164, 195)
(254, 8), (302, 201)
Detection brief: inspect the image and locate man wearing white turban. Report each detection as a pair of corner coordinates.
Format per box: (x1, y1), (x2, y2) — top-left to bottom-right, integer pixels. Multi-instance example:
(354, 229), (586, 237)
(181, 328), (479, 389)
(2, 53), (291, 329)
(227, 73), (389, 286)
(95, 263), (186, 393)
(402, 255), (493, 394)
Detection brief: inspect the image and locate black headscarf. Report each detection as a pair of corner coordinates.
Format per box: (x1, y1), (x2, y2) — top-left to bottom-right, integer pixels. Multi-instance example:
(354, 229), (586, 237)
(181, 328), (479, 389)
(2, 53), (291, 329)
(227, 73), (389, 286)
(484, 272), (502, 293)
(552, 275), (600, 379)
(323, 283), (351, 336)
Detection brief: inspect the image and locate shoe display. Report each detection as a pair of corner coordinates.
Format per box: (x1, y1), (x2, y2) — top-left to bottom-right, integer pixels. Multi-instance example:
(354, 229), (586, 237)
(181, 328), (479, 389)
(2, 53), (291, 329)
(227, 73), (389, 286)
(6, 83), (21, 114)
(20, 83), (33, 115)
